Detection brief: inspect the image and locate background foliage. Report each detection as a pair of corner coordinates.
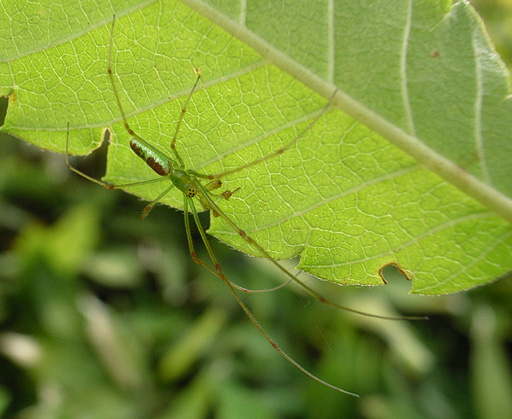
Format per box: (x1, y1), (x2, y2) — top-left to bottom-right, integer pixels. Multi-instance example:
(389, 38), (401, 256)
(1, 1), (512, 418)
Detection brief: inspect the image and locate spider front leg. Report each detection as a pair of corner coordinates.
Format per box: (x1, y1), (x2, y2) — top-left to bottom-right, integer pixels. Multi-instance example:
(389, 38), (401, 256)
(197, 182), (428, 321)
(183, 195), (223, 278)
(184, 192), (290, 294)
(190, 89), (339, 183)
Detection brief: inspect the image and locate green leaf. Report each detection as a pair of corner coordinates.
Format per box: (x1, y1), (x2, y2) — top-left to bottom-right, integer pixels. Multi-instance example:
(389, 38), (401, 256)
(1, 0), (511, 294)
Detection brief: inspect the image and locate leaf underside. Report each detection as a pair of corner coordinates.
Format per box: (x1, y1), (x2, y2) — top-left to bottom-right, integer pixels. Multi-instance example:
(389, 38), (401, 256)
(1, 0), (511, 294)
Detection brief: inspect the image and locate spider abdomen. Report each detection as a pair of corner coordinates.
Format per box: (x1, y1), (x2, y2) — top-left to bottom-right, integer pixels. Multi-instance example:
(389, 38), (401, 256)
(130, 138), (171, 176)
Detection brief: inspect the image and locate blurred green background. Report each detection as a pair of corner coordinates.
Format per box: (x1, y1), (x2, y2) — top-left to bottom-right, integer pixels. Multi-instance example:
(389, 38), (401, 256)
(1, 1), (512, 418)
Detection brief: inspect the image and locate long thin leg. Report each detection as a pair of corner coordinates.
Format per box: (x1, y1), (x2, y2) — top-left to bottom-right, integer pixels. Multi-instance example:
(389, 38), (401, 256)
(169, 68), (201, 168)
(107, 16), (199, 170)
(183, 198), (291, 293)
(184, 195), (225, 278)
(233, 278), (293, 294)
(141, 183), (175, 219)
(187, 197), (359, 396)
(107, 17), (176, 166)
(65, 123), (168, 190)
(192, 90), (338, 181)
(197, 183), (427, 321)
